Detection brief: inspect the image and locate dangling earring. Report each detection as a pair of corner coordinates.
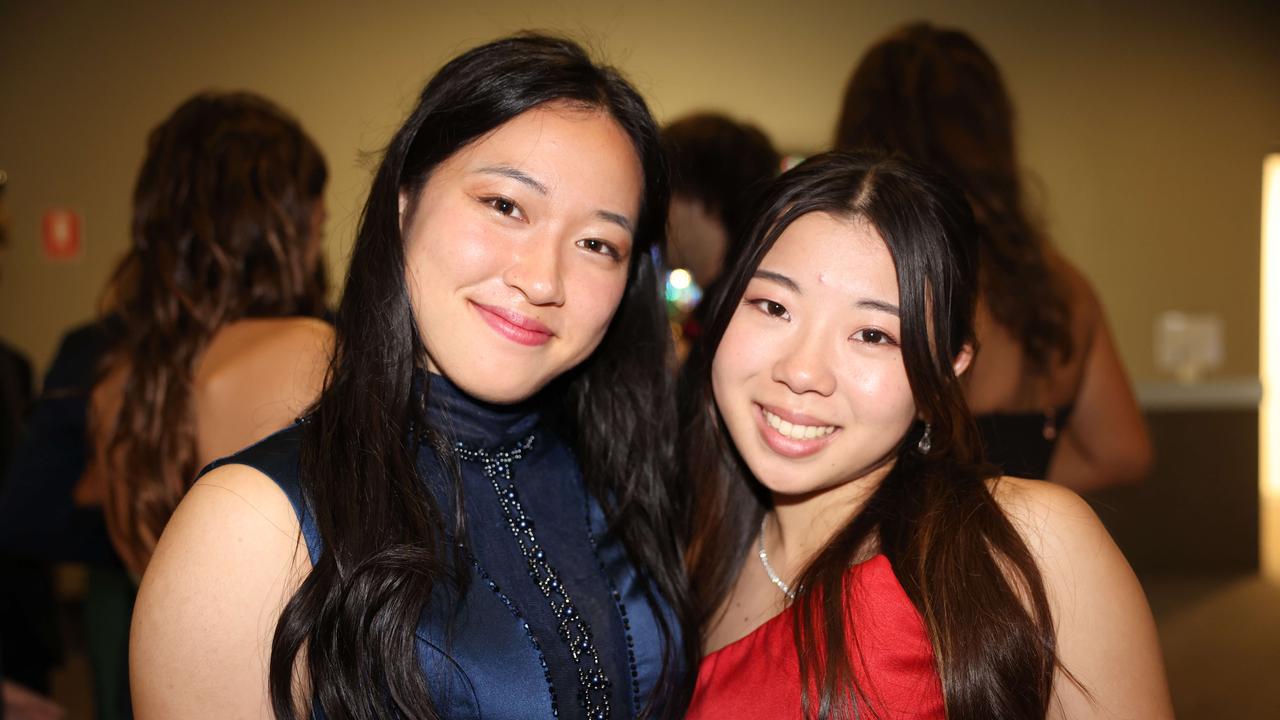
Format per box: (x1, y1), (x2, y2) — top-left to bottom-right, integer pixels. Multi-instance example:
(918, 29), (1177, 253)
(917, 423), (932, 454)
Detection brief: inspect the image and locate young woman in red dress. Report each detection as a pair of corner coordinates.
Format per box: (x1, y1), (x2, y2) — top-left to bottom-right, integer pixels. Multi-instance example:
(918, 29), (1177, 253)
(680, 152), (1172, 719)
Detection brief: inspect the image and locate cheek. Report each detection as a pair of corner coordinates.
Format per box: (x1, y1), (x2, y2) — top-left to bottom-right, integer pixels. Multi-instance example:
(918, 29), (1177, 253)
(424, 218), (503, 283)
(845, 359), (916, 424)
(711, 316), (761, 401)
(710, 354), (732, 411)
(711, 319), (748, 383)
(405, 216), (511, 313)
(565, 266), (629, 348)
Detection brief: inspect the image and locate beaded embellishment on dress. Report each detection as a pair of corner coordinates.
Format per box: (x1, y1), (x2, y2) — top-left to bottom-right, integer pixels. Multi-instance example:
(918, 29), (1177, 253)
(456, 435), (613, 720)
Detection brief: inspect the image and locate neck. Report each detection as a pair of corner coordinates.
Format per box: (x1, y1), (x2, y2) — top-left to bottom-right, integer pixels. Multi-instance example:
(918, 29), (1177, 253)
(765, 458), (896, 578)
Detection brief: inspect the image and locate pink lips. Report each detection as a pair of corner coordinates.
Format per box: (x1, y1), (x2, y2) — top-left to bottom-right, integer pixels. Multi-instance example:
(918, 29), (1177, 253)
(754, 403), (840, 459)
(473, 302), (553, 346)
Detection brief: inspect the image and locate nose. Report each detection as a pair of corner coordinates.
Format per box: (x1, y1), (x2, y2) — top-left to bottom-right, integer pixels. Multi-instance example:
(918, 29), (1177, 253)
(502, 233), (565, 306)
(771, 329), (836, 397)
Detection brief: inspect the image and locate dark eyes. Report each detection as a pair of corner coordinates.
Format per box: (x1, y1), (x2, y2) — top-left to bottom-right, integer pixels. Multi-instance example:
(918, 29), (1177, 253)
(576, 238), (622, 261)
(480, 194), (624, 262)
(762, 300), (787, 317)
(482, 195), (524, 220)
(746, 298), (789, 319)
(853, 328), (897, 346)
(745, 298), (897, 346)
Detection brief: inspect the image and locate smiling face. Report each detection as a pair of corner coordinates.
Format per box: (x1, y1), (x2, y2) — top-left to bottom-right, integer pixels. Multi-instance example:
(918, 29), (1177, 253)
(711, 211), (918, 498)
(401, 103), (644, 404)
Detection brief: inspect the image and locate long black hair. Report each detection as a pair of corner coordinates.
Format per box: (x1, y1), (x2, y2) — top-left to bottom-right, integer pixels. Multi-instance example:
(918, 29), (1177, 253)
(683, 152), (1061, 718)
(272, 34), (693, 719)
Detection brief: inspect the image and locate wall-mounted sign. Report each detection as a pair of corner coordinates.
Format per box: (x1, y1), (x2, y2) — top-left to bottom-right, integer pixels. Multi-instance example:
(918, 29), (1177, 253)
(42, 208), (81, 261)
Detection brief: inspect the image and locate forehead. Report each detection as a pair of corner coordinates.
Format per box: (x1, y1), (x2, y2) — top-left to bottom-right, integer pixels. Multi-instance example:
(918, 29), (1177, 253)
(760, 212), (898, 299)
(440, 103), (644, 214)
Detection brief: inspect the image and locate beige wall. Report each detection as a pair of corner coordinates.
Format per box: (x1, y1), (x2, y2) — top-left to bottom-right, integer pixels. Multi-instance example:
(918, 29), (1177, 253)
(2, 0), (1277, 381)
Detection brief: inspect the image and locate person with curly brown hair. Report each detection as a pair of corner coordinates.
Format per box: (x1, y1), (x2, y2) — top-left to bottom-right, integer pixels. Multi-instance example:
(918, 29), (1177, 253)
(82, 91), (333, 577)
(835, 22), (1152, 489)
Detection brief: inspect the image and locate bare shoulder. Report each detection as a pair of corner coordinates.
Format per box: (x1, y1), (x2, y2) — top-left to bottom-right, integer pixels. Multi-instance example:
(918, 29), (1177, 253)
(261, 316), (334, 351)
(1045, 250), (1093, 297)
(180, 462), (304, 540)
(237, 316), (334, 389)
(202, 317), (333, 374)
(985, 475), (1109, 560)
(194, 318), (332, 464)
(197, 317), (332, 396)
(1046, 252), (1102, 331)
(131, 463), (311, 719)
(232, 316), (334, 368)
(986, 476), (1174, 718)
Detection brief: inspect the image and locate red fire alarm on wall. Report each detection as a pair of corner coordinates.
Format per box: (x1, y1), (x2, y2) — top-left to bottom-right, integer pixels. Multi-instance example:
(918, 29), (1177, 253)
(42, 208), (82, 261)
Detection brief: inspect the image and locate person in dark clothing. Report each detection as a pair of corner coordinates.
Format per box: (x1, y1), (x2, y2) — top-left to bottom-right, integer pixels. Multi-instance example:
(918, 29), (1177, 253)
(0, 322), (121, 720)
(0, 321), (119, 563)
(0, 341), (32, 473)
(1, 167), (68, 720)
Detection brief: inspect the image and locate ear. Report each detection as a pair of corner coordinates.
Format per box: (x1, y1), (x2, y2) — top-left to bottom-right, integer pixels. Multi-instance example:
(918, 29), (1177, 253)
(398, 192), (408, 232)
(952, 342), (975, 378)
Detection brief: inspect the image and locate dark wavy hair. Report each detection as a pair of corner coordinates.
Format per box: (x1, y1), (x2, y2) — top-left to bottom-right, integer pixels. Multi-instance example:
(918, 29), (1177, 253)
(100, 91), (328, 575)
(662, 112), (780, 263)
(683, 152), (1063, 719)
(272, 34), (694, 719)
(834, 22), (1073, 373)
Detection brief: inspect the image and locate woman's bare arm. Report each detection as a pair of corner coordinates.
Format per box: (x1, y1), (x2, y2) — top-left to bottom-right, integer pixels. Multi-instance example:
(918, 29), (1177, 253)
(130, 464), (311, 719)
(1047, 270), (1153, 490)
(994, 477), (1173, 719)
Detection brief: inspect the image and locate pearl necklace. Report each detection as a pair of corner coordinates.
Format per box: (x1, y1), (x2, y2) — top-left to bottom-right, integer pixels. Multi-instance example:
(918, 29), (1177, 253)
(757, 515), (796, 600)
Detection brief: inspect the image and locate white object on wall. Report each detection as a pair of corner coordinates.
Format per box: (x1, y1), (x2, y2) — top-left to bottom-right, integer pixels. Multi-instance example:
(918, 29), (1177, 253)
(1155, 311), (1224, 383)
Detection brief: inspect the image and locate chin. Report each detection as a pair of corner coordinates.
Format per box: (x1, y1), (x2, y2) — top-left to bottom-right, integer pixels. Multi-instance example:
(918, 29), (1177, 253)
(457, 372), (546, 405)
(428, 353), (536, 403)
(747, 464), (826, 498)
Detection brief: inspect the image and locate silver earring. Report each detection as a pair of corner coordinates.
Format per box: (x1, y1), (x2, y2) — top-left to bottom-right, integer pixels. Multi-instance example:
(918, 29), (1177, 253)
(917, 423), (932, 454)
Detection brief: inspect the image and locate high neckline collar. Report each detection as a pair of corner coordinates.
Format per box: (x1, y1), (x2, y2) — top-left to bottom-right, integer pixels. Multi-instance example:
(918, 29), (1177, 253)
(415, 369), (542, 447)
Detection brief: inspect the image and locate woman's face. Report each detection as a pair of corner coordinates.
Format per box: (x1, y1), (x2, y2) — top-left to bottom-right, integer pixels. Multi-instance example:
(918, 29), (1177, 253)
(401, 103), (643, 404)
(711, 212), (916, 498)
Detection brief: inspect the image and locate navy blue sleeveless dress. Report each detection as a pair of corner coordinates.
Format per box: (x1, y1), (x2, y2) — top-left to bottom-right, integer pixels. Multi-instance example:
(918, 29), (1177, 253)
(203, 372), (681, 719)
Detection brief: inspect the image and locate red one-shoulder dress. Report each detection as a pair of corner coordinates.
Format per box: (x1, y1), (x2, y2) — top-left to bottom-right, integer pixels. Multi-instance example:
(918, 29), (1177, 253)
(686, 555), (945, 719)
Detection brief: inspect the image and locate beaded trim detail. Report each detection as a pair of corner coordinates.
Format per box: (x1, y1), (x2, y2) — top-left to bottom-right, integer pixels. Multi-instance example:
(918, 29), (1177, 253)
(455, 436), (613, 720)
(466, 550), (557, 712)
(584, 495), (642, 713)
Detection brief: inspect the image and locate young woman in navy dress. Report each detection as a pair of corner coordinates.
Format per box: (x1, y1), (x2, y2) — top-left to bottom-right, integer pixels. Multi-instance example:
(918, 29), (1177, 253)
(130, 34), (692, 720)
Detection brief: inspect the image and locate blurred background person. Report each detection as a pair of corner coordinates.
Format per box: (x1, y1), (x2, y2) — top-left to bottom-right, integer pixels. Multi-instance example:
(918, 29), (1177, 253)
(662, 113), (780, 358)
(0, 170), (34, 494)
(82, 91), (334, 578)
(834, 21), (1152, 490)
(1, 91), (332, 720)
(1, 169), (68, 720)
(1, 313), (124, 720)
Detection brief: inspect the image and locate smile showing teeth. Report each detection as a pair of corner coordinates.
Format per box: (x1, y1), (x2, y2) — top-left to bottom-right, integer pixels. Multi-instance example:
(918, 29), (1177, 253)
(762, 409), (837, 440)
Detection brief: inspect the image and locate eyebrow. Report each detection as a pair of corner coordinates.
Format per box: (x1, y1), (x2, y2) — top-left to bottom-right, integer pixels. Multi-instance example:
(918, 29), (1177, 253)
(856, 299), (900, 316)
(476, 164), (634, 235)
(754, 269), (799, 293)
(477, 165), (548, 195)
(753, 268), (899, 315)
(596, 210), (633, 234)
